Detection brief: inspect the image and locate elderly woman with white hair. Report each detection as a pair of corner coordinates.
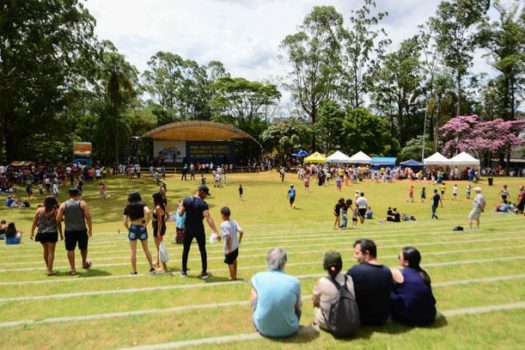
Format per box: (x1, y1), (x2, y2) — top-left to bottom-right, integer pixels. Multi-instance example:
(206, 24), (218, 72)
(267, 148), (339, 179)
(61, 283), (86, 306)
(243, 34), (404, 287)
(250, 248), (302, 338)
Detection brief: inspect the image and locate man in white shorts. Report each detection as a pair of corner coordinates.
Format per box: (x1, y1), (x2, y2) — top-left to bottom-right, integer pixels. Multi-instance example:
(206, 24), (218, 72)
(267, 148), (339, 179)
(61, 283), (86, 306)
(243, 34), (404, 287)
(468, 187), (486, 229)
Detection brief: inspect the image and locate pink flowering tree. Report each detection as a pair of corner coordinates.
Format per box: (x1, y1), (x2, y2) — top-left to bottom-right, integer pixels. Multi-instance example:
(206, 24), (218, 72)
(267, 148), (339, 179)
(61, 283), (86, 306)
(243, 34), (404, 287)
(440, 115), (525, 165)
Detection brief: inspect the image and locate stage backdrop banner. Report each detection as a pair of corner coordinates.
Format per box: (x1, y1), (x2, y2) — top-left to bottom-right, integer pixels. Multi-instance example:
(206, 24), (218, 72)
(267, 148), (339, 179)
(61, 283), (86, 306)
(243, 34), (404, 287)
(186, 141), (234, 163)
(154, 141), (186, 163)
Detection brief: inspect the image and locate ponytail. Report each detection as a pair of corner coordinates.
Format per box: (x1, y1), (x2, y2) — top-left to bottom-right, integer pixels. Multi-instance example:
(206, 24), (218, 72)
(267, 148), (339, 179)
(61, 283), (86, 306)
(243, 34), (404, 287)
(327, 264), (341, 280)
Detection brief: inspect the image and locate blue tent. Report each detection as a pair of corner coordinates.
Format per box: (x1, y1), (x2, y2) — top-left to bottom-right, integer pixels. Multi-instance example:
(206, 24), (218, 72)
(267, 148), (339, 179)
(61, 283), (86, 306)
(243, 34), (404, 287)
(291, 149), (309, 157)
(400, 159), (424, 170)
(370, 157), (397, 169)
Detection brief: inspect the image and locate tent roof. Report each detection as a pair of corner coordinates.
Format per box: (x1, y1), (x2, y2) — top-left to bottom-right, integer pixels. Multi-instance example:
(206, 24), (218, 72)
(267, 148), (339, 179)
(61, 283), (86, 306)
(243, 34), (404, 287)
(304, 152), (326, 163)
(348, 151), (371, 164)
(424, 152), (449, 165)
(326, 151), (352, 163)
(143, 121), (258, 144)
(400, 159), (424, 167)
(370, 157), (397, 165)
(449, 152), (480, 165)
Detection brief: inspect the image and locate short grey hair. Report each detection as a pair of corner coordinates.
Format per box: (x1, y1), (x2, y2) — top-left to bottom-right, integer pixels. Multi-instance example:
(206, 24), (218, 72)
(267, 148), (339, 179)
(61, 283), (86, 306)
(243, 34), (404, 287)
(266, 248), (287, 271)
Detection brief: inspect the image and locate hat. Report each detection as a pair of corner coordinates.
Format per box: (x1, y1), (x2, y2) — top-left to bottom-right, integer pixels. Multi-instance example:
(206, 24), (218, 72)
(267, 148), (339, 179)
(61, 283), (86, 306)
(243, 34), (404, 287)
(197, 185), (211, 195)
(323, 250), (342, 270)
(355, 190), (360, 194)
(473, 187), (482, 192)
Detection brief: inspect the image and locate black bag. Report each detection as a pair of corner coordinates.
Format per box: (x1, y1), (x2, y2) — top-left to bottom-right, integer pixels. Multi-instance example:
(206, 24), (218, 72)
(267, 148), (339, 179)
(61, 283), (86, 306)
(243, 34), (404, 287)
(453, 225), (464, 231)
(322, 276), (360, 337)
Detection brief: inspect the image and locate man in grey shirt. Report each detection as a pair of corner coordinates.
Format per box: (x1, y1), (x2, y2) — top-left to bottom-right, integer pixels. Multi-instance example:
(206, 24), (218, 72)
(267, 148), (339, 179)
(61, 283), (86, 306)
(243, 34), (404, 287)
(57, 188), (93, 275)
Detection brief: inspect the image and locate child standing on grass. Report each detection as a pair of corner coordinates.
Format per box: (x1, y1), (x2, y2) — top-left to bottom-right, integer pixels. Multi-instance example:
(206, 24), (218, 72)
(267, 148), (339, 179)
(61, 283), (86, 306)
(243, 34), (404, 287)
(408, 185), (414, 202)
(466, 184), (472, 199)
(421, 187), (426, 203)
(351, 207), (358, 228)
(175, 200), (185, 244)
(220, 206), (243, 281)
(98, 183), (106, 199)
(452, 184), (458, 200)
(238, 184), (243, 199)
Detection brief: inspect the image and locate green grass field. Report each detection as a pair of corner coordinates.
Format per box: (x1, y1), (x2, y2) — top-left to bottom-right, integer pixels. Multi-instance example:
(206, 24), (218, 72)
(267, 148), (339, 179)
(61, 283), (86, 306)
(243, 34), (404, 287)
(0, 172), (523, 349)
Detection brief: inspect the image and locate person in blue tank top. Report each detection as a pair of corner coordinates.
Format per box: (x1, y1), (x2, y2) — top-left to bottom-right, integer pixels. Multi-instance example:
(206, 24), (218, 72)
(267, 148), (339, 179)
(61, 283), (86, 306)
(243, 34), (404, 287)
(250, 248), (302, 338)
(390, 246), (436, 326)
(287, 185), (296, 208)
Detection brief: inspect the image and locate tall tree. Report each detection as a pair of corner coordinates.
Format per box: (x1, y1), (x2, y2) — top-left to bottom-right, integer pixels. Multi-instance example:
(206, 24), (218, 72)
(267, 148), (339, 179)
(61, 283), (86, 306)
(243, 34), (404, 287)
(478, 0), (525, 120)
(0, 0), (100, 161)
(342, 108), (390, 155)
(429, 0), (490, 117)
(340, 0), (390, 109)
(315, 100), (346, 154)
(280, 6), (343, 150)
(261, 117), (311, 161)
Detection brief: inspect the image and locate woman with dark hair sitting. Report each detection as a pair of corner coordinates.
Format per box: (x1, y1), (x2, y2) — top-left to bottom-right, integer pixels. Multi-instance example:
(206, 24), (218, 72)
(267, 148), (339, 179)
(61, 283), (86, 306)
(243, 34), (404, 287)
(30, 196), (63, 276)
(390, 246), (436, 326)
(312, 251), (358, 333)
(5, 222), (22, 245)
(123, 192), (155, 275)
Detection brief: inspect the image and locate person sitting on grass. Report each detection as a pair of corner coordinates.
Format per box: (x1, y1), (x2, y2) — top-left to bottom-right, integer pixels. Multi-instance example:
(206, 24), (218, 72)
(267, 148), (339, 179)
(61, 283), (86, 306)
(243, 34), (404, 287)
(5, 222), (22, 245)
(250, 248), (302, 338)
(365, 206), (373, 220)
(220, 206), (244, 281)
(390, 247), (436, 326)
(0, 220), (7, 240)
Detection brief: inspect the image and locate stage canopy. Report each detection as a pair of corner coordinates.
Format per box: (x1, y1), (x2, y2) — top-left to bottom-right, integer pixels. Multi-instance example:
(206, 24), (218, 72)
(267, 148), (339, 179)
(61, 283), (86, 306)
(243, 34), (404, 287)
(304, 152), (326, 163)
(370, 157), (397, 169)
(449, 152), (480, 167)
(143, 121), (259, 144)
(326, 151), (352, 163)
(424, 152), (449, 166)
(400, 159), (424, 169)
(348, 151), (371, 164)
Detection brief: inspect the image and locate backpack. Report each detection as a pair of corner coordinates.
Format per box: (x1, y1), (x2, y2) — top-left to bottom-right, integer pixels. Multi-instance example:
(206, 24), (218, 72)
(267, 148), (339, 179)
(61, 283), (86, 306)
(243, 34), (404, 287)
(322, 276), (360, 337)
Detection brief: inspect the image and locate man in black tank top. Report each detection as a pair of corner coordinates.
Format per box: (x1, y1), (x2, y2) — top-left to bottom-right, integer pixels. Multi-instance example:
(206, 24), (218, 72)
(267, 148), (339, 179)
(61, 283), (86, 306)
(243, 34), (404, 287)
(57, 188), (93, 276)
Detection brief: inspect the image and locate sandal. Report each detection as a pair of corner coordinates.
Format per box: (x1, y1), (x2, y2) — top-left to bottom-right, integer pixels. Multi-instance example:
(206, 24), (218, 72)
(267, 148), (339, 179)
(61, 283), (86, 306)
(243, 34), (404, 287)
(47, 271), (55, 276)
(82, 261), (92, 269)
(69, 271), (77, 276)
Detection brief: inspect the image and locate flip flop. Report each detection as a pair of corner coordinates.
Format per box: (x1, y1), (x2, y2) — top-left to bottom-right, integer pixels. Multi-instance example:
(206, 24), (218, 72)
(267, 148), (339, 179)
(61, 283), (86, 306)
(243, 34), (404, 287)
(69, 271), (77, 276)
(82, 261), (92, 269)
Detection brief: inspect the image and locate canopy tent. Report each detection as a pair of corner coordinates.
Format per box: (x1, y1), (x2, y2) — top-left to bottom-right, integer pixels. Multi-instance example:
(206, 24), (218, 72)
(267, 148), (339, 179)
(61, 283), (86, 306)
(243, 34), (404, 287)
(326, 151), (352, 163)
(348, 151), (371, 164)
(370, 157), (397, 169)
(449, 152), (480, 167)
(304, 152), (326, 164)
(424, 152), (449, 166)
(400, 159), (424, 169)
(291, 149), (309, 157)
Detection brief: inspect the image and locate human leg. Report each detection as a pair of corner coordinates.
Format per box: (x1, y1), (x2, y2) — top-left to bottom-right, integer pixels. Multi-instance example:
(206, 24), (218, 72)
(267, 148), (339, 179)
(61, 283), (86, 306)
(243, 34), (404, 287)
(41, 242), (49, 270)
(129, 240), (138, 273)
(139, 239), (154, 270)
(181, 232), (194, 273)
(195, 232), (208, 273)
(47, 242), (56, 274)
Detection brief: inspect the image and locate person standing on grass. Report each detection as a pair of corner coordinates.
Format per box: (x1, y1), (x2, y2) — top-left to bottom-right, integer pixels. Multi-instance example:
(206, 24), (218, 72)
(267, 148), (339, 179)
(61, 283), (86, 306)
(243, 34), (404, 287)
(220, 206), (244, 281)
(468, 187), (486, 229)
(420, 186), (426, 203)
(56, 188), (92, 275)
(123, 192), (156, 275)
(333, 198), (345, 229)
(152, 192), (169, 272)
(355, 192), (368, 224)
(439, 183), (446, 206)
(175, 200), (186, 244)
(517, 186), (525, 215)
(30, 196), (62, 276)
(452, 184), (458, 200)
(250, 248), (302, 338)
(408, 185), (414, 202)
(431, 189), (442, 219)
(287, 184), (296, 209)
(466, 184), (472, 199)
(179, 185), (219, 279)
(238, 184), (243, 199)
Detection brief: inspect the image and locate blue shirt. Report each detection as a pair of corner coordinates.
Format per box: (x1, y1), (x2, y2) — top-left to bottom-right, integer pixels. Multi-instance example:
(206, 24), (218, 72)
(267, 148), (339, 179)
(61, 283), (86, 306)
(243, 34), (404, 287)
(251, 270), (301, 338)
(175, 211), (186, 229)
(288, 188), (296, 198)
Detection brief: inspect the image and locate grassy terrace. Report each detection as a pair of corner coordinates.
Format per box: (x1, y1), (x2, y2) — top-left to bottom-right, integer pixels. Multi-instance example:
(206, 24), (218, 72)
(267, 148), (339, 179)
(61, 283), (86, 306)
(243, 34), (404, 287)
(0, 172), (523, 349)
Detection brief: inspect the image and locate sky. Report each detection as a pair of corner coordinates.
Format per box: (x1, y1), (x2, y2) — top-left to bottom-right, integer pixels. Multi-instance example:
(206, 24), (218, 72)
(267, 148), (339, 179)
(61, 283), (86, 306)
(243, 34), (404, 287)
(85, 0), (502, 107)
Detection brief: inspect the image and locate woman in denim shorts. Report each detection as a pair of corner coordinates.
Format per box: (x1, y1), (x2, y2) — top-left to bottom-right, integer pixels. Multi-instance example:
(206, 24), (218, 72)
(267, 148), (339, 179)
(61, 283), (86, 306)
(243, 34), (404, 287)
(123, 192), (156, 275)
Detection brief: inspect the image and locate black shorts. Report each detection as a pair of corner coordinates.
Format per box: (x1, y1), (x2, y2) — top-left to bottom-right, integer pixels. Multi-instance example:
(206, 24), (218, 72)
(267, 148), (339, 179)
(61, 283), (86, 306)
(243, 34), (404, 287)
(152, 221), (166, 237)
(65, 230), (88, 251)
(289, 197), (295, 204)
(224, 248), (239, 265)
(36, 231), (58, 243)
(358, 208), (367, 217)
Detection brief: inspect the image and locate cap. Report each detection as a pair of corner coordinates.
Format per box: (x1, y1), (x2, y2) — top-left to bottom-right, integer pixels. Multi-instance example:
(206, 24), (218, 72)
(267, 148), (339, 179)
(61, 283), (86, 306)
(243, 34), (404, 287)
(198, 185), (211, 195)
(323, 250), (342, 270)
(473, 187), (482, 192)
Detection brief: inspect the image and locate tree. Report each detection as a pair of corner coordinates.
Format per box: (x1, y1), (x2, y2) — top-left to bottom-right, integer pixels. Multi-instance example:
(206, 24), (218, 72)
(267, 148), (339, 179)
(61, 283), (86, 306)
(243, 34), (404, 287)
(429, 0), (490, 117)
(261, 118), (311, 160)
(371, 37), (424, 147)
(340, 0), (390, 109)
(315, 100), (346, 154)
(399, 135), (434, 161)
(342, 108), (390, 155)
(478, 0), (525, 120)
(0, 0), (100, 161)
(280, 6), (343, 150)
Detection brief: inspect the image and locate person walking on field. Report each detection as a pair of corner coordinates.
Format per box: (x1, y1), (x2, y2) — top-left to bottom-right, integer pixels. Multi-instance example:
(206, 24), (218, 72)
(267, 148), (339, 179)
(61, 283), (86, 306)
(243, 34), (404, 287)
(30, 196), (63, 276)
(355, 192), (368, 224)
(468, 187), (486, 229)
(178, 185), (219, 279)
(56, 188), (93, 276)
(431, 189), (442, 219)
(287, 184), (296, 209)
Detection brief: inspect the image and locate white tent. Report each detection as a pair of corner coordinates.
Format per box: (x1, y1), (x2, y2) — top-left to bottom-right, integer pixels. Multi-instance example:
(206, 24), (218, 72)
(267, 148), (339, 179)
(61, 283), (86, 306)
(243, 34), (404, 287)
(424, 152), (450, 166)
(326, 151), (352, 163)
(449, 152), (480, 167)
(348, 151), (371, 164)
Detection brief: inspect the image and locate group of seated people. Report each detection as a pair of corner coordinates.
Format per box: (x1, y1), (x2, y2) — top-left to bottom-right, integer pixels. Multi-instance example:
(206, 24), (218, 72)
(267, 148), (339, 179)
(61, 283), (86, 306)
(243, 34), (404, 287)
(0, 220), (23, 244)
(250, 239), (436, 338)
(386, 207), (416, 222)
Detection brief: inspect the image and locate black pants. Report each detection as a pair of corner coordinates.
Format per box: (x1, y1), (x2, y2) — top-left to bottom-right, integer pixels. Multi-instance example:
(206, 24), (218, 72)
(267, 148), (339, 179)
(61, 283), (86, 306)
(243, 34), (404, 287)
(182, 231), (207, 273)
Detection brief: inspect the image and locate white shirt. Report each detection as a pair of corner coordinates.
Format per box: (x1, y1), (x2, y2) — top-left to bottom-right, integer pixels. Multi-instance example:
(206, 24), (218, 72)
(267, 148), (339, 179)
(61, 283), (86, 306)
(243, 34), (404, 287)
(473, 193), (486, 211)
(356, 196), (368, 209)
(220, 220), (242, 253)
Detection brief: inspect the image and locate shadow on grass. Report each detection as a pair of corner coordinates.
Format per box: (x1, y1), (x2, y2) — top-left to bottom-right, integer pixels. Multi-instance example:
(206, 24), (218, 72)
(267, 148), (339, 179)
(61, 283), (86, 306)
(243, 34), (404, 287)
(354, 315), (448, 340)
(78, 269), (112, 277)
(265, 325), (320, 344)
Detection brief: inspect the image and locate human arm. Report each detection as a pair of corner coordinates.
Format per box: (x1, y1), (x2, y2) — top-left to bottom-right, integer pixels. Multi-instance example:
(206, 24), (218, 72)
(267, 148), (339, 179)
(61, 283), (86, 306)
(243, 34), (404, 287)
(203, 210), (219, 238)
(155, 207), (163, 240)
(123, 215), (129, 230)
(312, 280), (321, 307)
(81, 201), (93, 237)
(56, 203), (65, 226)
(390, 267), (404, 284)
(57, 218), (63, 240)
